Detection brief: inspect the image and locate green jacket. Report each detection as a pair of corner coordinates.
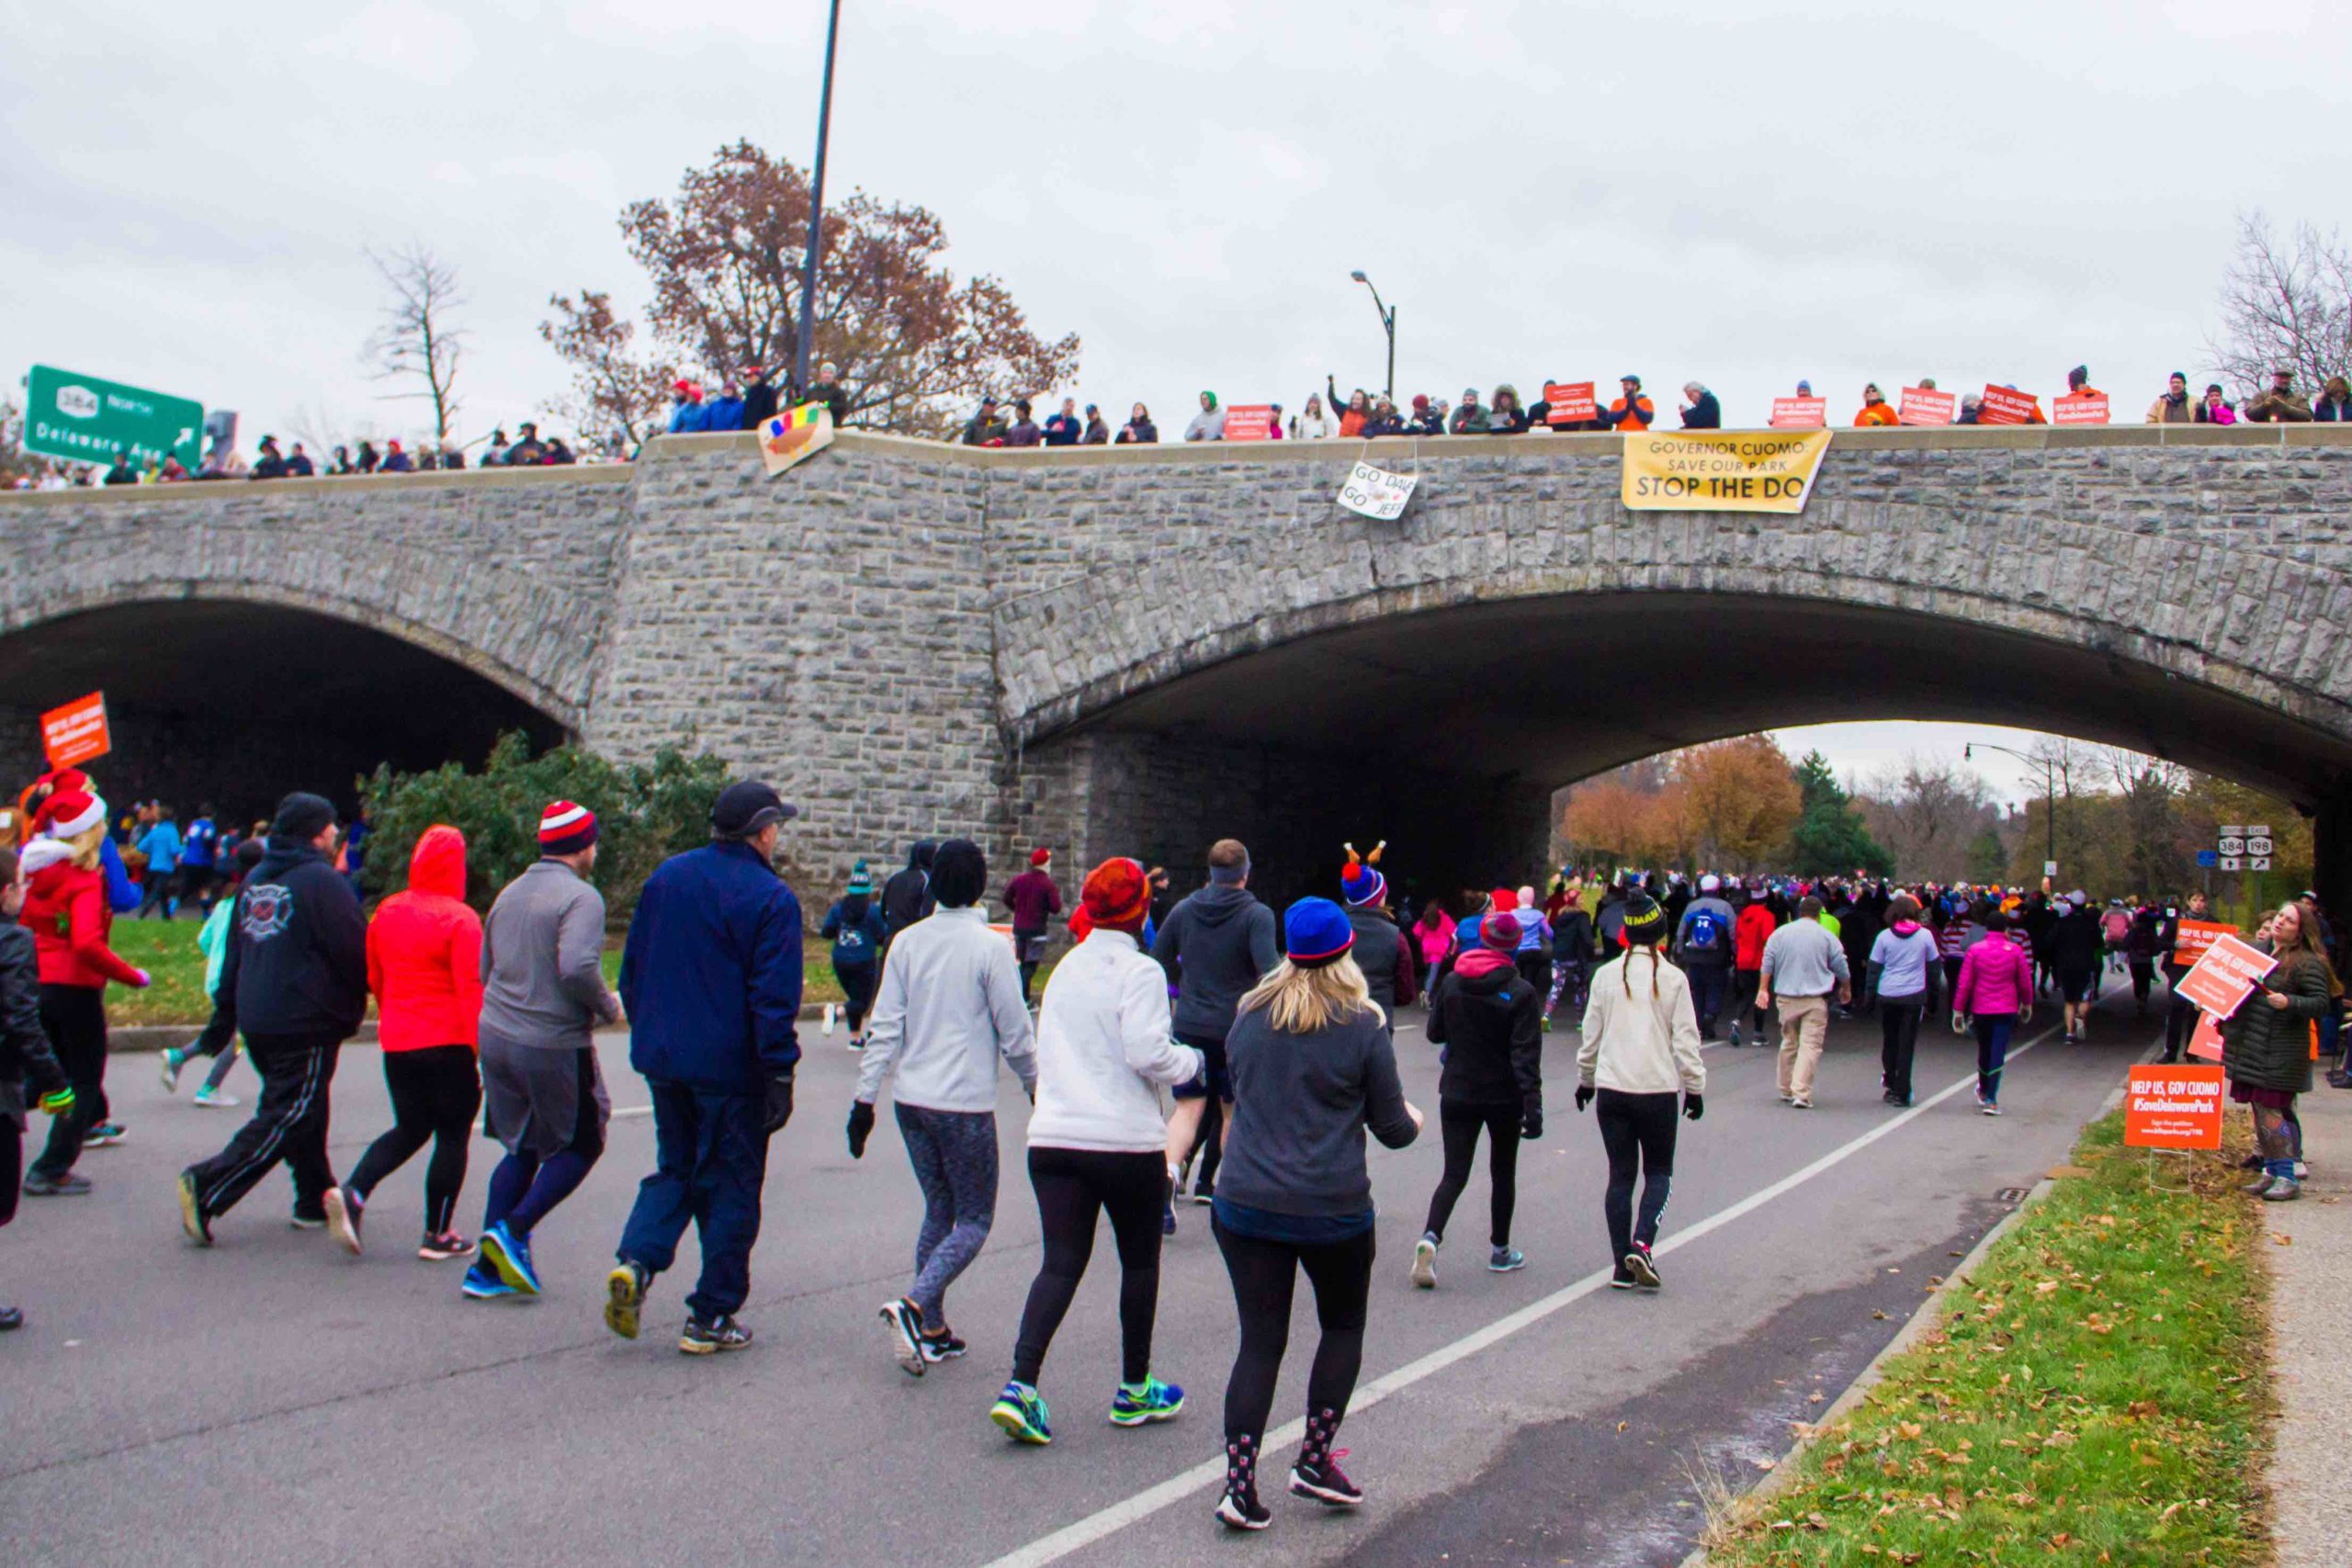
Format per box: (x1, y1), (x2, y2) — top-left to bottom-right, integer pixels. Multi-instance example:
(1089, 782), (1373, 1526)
(2220, 947), (2333, 1095)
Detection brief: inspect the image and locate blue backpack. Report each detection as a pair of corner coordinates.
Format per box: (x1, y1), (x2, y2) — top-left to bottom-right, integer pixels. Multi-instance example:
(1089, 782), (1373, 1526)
(1684, 908), (1726, 953)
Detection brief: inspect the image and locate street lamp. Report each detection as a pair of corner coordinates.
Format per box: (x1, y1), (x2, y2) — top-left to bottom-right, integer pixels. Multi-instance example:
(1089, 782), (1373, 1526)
(792, 0), (844, 400)
(1965, 741), (2057, 880)
(1350, 270), (1396, 403)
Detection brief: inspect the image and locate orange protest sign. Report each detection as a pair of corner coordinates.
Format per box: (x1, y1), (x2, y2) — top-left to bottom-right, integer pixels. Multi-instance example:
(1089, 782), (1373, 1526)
(40, 692), (109, 769)
(2052, 392), (2110, 426)
(2123, 1064), (2224, 1149)
(1544, 382), (1596, 424)
(1977, 386), (2043, 426)
(2175, 932), (2277, 1020)
(1221, 404), (1277, 442)
(2187, 1011), (2224, 1063)
(2171, 919), (2237, 968)
(1898, 387), (1955, 426)
(1769, 397), (1826, 429)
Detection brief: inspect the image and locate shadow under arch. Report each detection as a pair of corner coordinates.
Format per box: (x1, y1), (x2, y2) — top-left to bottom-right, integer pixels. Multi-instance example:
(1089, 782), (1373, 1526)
(0, 596), (571, 819)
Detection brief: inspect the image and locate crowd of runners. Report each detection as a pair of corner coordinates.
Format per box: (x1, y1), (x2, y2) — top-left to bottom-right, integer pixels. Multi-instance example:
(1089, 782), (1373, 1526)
(0, 762), (2341, 1531)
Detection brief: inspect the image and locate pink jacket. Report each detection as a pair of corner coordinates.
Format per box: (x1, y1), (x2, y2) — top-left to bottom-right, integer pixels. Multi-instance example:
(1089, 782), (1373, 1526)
(1953, 933), (2032, 1019)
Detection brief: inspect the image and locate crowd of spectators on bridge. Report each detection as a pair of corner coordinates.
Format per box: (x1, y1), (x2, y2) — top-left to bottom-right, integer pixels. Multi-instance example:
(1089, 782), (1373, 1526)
(955, 365), (2352, 446)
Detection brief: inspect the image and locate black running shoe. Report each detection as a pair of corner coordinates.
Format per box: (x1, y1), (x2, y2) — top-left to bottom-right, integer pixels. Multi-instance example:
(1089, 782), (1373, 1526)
(880, 1298), (928, 1377)
(1216, 1490), (1272, 1530)
(1609, 1265), (1636, 1291)
(1290, 1451), (1364, 1507)
(918, 1329), (968, 1363)
(1625, 1243), (1662, 1289)
(680, 1314), (753, 1354)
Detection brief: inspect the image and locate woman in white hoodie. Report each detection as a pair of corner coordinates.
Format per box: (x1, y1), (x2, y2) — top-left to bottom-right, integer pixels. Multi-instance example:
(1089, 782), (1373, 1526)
(988, 859), (1204, 1448)
(1290, 394), (1336, 441)
(1577, 895), (1705, 1291)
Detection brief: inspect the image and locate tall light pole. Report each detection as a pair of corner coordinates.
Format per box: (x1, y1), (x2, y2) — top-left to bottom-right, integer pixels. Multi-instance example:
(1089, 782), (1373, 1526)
(1350, 269), (1396, 403)
(1966, 741), (2057, 879)
(792, 0), (843, 401)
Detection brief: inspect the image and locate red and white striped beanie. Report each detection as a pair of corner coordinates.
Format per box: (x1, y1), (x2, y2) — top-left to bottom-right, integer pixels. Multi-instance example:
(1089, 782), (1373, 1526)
(538, 800), (598, 856)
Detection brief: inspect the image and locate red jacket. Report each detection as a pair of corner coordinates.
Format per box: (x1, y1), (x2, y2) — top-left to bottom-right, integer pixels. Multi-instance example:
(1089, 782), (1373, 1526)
(1734, 903), (1777, 969)
(22, 858), (144, 990)
(366, 826), (483, 1052)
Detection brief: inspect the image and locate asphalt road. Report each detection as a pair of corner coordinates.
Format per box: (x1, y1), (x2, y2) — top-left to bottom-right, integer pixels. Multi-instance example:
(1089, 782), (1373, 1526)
(0, 983), (2160, 1568)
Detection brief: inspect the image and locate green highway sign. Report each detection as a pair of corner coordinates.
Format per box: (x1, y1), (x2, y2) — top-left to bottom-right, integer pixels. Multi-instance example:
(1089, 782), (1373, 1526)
(22, 365), (204, 469)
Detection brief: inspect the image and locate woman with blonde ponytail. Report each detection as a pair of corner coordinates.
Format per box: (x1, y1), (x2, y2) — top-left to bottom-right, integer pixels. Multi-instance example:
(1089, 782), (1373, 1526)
(1576, 894), (1703, 1291)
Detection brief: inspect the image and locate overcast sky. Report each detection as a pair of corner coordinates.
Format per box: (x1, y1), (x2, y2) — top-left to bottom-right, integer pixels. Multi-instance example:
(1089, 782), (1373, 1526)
(5, 2), (2339, 800)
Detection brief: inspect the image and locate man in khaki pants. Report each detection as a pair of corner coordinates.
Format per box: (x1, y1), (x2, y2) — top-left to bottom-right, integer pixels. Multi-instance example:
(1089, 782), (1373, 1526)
(1755, 897), (1851, 1110)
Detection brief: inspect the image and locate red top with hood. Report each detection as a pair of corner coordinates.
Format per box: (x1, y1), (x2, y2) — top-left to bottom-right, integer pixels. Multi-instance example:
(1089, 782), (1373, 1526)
(366, 826), (483, 1052)
(21, 849), (145, 989)
(1734, 901), (1778, 969)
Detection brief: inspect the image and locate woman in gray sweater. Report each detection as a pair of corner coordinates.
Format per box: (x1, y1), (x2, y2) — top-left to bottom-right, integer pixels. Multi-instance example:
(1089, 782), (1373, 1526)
(1210, 897), (1422, 1531)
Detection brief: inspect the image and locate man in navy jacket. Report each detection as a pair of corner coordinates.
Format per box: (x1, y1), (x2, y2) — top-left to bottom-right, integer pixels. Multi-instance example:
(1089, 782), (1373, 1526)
(607, 781), (803, 1354)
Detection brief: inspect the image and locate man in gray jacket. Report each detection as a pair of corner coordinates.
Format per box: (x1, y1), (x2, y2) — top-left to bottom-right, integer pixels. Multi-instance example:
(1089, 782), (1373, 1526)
(845, 839), (1035, 1374)
(1151, 838), (1279, 1213)
(466, 801), (623, 1301)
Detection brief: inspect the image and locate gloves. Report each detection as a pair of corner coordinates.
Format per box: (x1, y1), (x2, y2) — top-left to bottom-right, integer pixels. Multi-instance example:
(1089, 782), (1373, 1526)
(763, 1071), (797, 1134)
(1520, 1103), (1544, 1141)
(1574, 1084), (1595, 1112)
(130, 967), (152, 990)
(1683, 1092), (1704, 1122)
(846, 1100), (876, 1159)
(39, 1086), (74, 1117)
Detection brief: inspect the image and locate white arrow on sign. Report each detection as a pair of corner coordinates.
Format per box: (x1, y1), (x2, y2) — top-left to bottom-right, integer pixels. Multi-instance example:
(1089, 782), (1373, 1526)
(2248, 836), (2274, 856)
(2250, 856), (2273, 870)
(2219, 857), (2245, 871)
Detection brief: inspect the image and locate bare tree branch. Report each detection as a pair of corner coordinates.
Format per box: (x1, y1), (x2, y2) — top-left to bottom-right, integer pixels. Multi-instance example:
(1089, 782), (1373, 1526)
(364, 243), (467, 443)
(2205, 210), (2352, 402)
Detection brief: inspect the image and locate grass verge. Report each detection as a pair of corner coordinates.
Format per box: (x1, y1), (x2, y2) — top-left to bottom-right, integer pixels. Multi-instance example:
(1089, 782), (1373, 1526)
(100, 921), (856, 1026)
(1702, 1111), (2268, 1567)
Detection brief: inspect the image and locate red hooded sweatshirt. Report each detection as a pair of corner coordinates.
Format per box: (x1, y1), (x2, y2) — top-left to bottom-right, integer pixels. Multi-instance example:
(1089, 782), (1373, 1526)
(366, 825), (483, 1051)
(21, 850), (145, 990)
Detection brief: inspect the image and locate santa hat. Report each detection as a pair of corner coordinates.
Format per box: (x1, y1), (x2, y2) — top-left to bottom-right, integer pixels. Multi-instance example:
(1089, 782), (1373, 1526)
(538, 800), (598, 856)
(1340, 840), (1386, 908)
(40, 789), (105, 840)
(1030, 846), (1051, 868)
(18, 838), (78, 876)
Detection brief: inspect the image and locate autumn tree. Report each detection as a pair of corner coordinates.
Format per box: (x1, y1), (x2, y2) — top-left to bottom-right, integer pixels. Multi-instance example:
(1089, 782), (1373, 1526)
(1561, 776), (1684, 871)
(2208, 210), (2352, 401)
(539, 290), (676, 447)
(1677, 735), (1801, 871)
(364, 243), (466, 443)
(567, 141), (1080, 439)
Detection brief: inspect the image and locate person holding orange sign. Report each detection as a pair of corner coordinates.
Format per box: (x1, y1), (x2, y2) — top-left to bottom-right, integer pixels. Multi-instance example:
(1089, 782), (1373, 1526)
(1852, 384), (1899, 427)
(2222, 902), (2340, 1201)
(2158, 892), (2219, 1063)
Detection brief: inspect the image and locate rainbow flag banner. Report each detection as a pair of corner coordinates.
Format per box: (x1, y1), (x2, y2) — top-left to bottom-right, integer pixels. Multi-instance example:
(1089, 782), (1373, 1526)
(759, 401), (835, 477)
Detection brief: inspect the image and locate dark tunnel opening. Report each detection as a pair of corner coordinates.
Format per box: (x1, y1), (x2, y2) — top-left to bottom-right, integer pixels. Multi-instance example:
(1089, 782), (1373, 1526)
(0, 599), (570, 824)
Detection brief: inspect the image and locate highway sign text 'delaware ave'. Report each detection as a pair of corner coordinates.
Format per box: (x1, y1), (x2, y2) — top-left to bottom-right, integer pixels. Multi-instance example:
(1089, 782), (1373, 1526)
(22, 365), (204, 468)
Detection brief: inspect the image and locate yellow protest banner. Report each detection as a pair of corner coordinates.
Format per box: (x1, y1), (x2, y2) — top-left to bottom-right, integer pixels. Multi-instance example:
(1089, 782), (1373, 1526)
(1621, 429), (1832, 514)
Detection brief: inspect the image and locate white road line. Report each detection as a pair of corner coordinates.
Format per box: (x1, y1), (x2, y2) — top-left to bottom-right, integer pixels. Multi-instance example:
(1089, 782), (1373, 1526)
(979, 1021), (2061, 1568)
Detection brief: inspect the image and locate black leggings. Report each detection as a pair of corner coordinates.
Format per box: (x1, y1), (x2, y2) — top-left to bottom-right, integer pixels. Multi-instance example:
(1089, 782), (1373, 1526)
(1595, 1089), (1679, 1266)
(1012, 1146), (1166, 1387)
(1214, 1218), (1375, 1438)
(1421, 1100), (1521, 1247)
(1879, 998), (1925, 1100)
(29, 985), (107, 1179)
(346, 1046), (482, 1235)
(837, 962), (877, 1034)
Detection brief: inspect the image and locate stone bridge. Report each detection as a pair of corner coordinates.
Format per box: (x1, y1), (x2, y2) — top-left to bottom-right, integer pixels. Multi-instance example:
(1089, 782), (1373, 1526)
(6, 424), (2350, 905)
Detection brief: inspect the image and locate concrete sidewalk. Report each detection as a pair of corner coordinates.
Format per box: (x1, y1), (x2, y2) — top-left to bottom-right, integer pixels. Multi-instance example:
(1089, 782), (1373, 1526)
(2266, 1078), (2352, 1566)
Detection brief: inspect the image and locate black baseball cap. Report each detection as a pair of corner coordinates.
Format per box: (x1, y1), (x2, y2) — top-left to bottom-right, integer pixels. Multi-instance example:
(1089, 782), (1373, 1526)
(711, 780), (797, 838)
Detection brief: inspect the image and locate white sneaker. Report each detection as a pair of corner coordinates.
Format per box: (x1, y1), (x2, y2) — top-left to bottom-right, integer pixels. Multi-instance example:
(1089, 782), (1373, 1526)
(1790, 1096), (1813, 1110)
(1980, 1102), (2003, 1117)
(1409, 1235), (1438, 1290)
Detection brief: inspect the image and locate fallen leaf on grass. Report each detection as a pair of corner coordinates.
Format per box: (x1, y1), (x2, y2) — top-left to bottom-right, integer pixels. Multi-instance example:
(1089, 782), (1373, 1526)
(1897, 1422), (1924, 1440)
(2048, 1165), (2094, 1179)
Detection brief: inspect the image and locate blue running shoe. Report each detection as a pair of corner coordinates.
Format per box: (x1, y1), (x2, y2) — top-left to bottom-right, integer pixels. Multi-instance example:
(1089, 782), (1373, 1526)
(989, 1381), (1053, 1445)
(480, 1222), (541, 1295)
(1487, 1246), (1527, 1273)
(1109, 1376), (1184, 1427)
(461, 1260), (516, 1300)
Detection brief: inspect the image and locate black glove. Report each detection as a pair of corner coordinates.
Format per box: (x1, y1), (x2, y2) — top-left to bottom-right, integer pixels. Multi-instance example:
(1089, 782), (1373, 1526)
(1521, 1103), (1544, 1141)
(846, 1100), (876, 1159)
(1683, 1092), (1704, 1122)
(1574, 1085), (1595, 1112)
(763, 1071), (797, 1134)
